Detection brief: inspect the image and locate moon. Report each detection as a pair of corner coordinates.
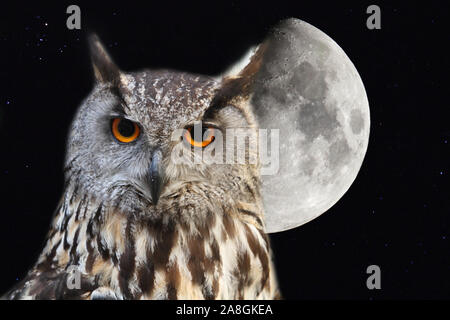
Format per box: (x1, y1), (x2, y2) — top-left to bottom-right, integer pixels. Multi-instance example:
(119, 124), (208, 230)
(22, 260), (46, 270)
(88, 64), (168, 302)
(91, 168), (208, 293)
(252, 19), (370, 233)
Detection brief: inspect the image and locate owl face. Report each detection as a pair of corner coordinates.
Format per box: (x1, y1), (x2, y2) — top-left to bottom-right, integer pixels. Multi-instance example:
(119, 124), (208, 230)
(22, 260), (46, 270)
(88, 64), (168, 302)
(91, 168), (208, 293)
(65, 36), (263, 212)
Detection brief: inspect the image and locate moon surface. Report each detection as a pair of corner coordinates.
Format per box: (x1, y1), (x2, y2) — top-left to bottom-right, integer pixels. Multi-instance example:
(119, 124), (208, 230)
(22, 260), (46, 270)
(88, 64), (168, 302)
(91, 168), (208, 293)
(252, 19), (370, 233)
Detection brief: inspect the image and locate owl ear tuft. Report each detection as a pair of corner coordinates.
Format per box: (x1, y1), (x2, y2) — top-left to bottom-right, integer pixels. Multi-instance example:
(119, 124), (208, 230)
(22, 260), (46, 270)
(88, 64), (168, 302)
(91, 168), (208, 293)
(88, 34), (121, 84)
(213, 42), (268, 106)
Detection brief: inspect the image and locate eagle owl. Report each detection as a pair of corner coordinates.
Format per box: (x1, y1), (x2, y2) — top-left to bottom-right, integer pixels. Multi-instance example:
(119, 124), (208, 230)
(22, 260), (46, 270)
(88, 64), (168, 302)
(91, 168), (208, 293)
(3, 35), (280, 300)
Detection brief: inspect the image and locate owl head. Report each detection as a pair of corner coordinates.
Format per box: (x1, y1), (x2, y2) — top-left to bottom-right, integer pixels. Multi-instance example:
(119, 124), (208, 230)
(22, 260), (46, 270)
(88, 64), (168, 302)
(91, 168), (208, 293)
(65, 35), (266, 214)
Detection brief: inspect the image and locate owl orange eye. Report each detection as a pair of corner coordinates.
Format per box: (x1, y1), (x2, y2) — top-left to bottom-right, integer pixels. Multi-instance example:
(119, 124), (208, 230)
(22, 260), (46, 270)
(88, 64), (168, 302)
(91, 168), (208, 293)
(184, 126), (216, 148)
(111, 118), (140, 143)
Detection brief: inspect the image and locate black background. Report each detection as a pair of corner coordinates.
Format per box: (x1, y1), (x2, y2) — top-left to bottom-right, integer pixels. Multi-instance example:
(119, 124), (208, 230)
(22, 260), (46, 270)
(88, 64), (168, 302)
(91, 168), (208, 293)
(0, 1), (448, 299)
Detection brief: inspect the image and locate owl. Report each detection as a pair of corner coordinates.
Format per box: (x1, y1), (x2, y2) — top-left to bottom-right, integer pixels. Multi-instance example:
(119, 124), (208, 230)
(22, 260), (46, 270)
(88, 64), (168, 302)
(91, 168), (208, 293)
(3, 35), (280, 300)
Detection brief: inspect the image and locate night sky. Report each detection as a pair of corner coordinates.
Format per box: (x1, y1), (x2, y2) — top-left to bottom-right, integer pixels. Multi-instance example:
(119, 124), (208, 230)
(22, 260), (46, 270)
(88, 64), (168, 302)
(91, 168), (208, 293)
(0, 1), (448, 299)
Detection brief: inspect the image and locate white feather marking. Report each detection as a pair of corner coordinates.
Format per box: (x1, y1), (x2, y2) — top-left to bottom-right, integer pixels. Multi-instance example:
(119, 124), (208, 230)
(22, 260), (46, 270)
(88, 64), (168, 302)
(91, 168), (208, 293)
(214, 46), (259, 81)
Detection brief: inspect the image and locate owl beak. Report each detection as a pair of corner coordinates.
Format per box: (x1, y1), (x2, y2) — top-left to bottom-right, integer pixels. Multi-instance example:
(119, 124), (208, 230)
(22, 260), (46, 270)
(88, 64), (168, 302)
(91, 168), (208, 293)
(149, 150), (164, 205)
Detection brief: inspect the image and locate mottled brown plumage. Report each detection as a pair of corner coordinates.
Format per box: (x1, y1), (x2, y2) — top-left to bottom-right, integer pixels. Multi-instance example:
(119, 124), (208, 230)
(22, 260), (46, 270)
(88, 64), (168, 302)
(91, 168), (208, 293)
(4, 35), (279, 300)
